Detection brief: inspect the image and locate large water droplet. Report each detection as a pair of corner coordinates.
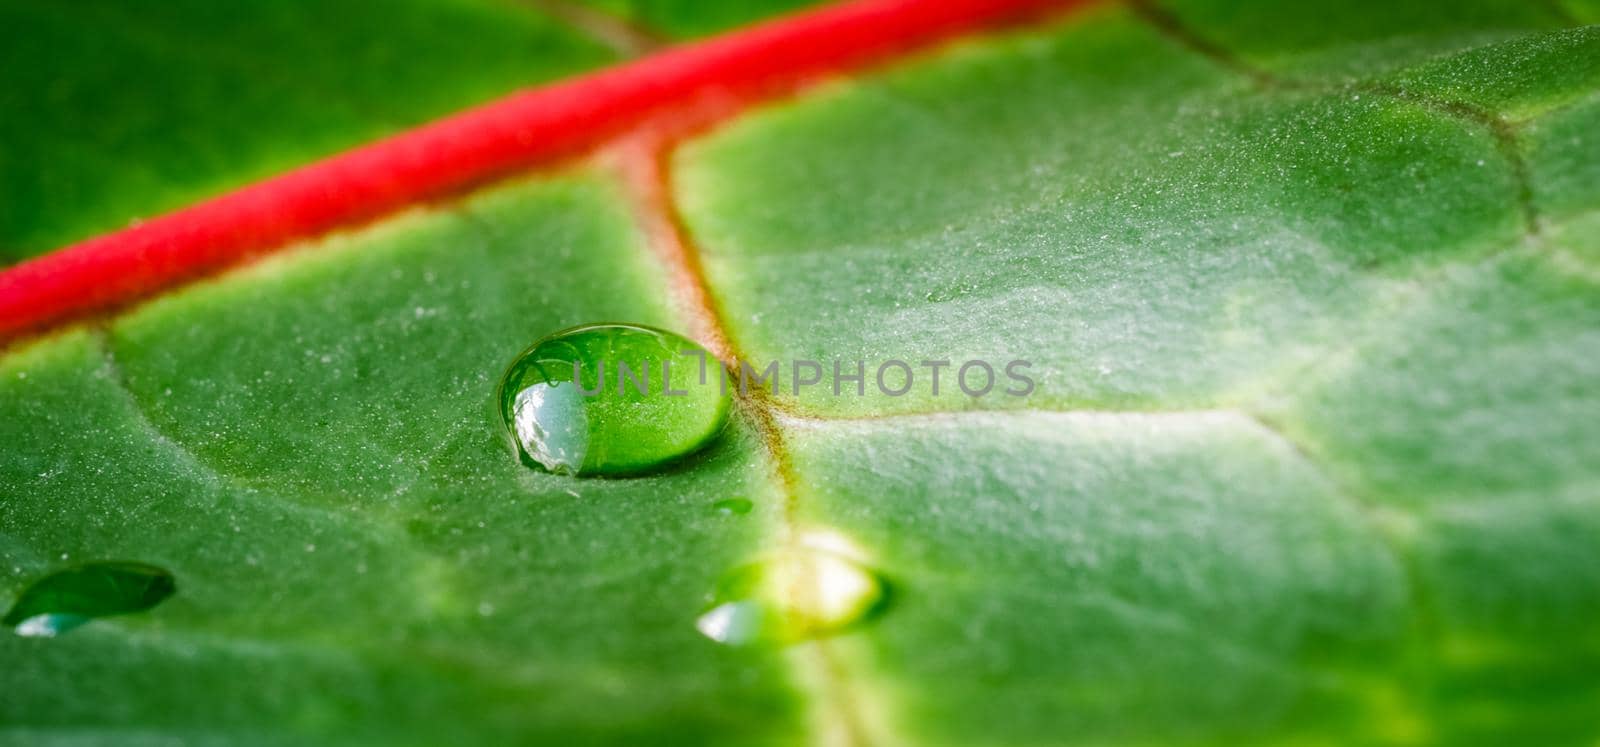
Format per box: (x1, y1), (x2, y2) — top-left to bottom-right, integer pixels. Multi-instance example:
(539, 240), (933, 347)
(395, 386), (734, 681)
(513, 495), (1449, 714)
(4, 561), (177, 637)
(697, 531), (885, 646)
(498, 324), (731, 477)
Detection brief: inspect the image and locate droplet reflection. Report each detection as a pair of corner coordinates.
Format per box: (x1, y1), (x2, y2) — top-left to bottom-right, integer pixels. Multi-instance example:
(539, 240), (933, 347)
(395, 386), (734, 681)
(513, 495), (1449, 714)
(697, 531), (885, 646)
(4, 561), (177, 637)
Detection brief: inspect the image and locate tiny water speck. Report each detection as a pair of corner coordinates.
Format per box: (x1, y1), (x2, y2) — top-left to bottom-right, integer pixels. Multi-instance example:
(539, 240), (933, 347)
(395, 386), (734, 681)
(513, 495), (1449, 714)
(713, 498), (753, 516)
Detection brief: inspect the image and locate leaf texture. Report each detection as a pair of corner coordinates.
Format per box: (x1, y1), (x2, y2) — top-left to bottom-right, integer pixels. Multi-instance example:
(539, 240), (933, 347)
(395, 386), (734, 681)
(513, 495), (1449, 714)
(2, 1), (1598, 744)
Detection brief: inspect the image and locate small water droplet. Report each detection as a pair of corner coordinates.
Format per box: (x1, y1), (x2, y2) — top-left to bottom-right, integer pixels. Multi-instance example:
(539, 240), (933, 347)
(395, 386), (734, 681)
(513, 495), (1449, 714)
(497, 323), (730, 477)
(713, 498), (753, 516)
(696, 532), (885, 646)
(4, 562), (176, 637)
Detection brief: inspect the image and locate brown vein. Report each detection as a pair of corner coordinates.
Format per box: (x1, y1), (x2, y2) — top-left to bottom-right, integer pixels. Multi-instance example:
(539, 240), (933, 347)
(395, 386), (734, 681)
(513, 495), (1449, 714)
(608, 134), (874, 747)
(1236, 408), (1443, 676)
(526, 0), (669, 57)
(1130, 0), (1544, 238)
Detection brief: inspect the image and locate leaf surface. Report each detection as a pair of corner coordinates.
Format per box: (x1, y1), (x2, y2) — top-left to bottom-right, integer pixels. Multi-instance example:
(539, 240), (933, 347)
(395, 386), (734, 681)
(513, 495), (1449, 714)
(0, 0), (814, 264)
(3, 1), (1599, 745)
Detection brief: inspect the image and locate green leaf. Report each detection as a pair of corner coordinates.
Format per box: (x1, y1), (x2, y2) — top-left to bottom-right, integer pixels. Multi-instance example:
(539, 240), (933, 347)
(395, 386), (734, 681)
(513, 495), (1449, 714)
(4, 1), (1599, 745)
(0, 0), (612, 262)
(2, 176), (802, 744)
(569, 0), (826, 39)
(0, 0), (816, 264)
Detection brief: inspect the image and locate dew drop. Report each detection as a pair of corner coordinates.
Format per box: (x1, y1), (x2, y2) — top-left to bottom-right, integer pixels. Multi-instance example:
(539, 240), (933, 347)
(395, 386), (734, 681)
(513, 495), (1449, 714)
(696, 531), (885, 646)
(497, 324), (730, 477)
(4, 561), (177, 638)
(713, 498), (753, 516)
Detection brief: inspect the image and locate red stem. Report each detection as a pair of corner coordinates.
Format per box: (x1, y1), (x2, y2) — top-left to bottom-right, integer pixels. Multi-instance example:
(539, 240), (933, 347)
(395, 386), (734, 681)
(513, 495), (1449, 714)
(0, 0), (1081, 341)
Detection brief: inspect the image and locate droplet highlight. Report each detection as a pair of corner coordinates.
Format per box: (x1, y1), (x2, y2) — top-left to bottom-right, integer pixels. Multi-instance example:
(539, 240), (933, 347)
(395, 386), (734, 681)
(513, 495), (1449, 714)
(4, 561), (177, 637)
(497, 323), (730, 477)
(697, 531), (885, 646)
